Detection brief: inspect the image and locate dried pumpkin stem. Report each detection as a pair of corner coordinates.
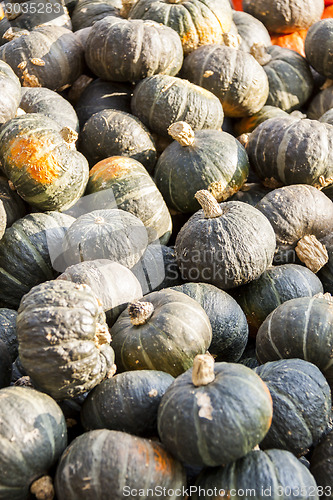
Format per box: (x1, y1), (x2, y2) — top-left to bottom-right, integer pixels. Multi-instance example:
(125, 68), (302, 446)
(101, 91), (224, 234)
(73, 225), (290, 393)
(14, 376), (34, 387)
(314, 292), (333, 304)
(94, 323), (111, 348)
(192, 354), (215, 386)
(250, 42), (272, 66)
(30, 475), (54, 500)
(168, 122), (195, 146)
(195, 190), (223, 218)
(295, 234), (328, 273)
(60, 127), (78, 145)
(237, 133), (250, 149)
(128, 301), (154, 325)
(222, 32), (241, 48)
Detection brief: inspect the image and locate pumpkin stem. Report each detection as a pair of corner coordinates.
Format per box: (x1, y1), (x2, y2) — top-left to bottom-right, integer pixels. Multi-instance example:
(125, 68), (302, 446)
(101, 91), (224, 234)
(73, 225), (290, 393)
(94, 323), (111, 348)
(30, 475), (54, 500)
(250, 42), (272, 66)
(195, 190), (223, 218)
(192, 353), (215, 386)
(290, 110), (306, 120)
(168, 122), (195, 147)
(314, 292), (333, 304)
(128, 301), (154, 325)
(14, 376), (34, 388)
(320, 78), (333, 91)
(3, 28), (29, 40)
(295, 235), (328, 273)
(237, 133), (250, 149)
(222, 32), (241, 49)
(60, 127), (78, 146)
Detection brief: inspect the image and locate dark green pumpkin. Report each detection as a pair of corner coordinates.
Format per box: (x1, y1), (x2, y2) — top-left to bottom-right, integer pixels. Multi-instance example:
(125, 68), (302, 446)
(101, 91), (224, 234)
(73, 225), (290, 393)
(0, 308), (18, 361)
(131, 75), (224, 137)
(55, 429), (186, 500)
(307, 86), (333, 120)
(233, 105), (288, 137)
(228, 182), (271, 205)
(71, 0), (122, 31)
(254, 359), (331, 456)
(81, 369), (174, 436)
(256, 295), (333, 390)
(232, 10), (271, 52)
(310, 430), (333, 499)
(0, 339), (11, 388)
(305, 19), (333, 79)
(17, 280), (116, 400)
(111, 289), (212, 376)
(0, 60), (21, 125)
(0, 176), (26, 228)
(0, 386), (67, 500)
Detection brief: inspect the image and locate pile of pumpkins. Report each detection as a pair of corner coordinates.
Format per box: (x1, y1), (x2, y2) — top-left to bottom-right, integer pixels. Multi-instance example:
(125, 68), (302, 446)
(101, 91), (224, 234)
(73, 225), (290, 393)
(0, 0), (333, 498)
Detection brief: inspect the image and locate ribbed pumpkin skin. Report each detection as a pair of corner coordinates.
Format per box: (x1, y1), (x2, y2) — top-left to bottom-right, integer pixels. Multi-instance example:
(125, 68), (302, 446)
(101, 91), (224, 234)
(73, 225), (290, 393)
(0, 211), (75, 309)
(233, 264), (323, 334)
(55, 429), (186, 500)
(193, 449), (319, 500)
(305, 19), (333, 79)
(256, 296), (333, 389)
(111, 289), (212, 376)
(0, 176), (26, 227)
(311, 430), (333, 498)
(85, 17), (183, 82)
(0, 308), (18, 361)
(71, 0), (122, 31)
(307, 87), (333, 119)
(81, 370), (174, 436)
(181, 44), (269, 117)
(86, 156), (172, 244)
(254, 359), (332, 456)
(234, 105), (288, 136)
(233, 11), (271, 52)
(175, 202), (276, 290)
(0, 114), (89, 211)
(0, 386), (67, 500)
(128, 0), (233, 55)
(154, 130), (249, 213)
(247, 117), (333, 188)
(0, 26), (84, 91)
(17, 280), (116, 400)
(0, 60), (21, 125)
(158, 362), (273, 467)
(171, 283), (248, 362)
(243, 0), (324, 34)
(79, 109), (157, 172)
(229, 183), (271, 206)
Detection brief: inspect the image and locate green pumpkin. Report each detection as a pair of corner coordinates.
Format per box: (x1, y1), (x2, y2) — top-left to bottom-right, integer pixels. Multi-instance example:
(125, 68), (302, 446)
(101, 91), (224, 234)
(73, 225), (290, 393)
(71, 0), (122, 31)
(0, 176), (26, 228)
(4, 0), (71, 30)
(310, 430), (333, 499)
(0, 60), (21, 125)
(232, 10), (271, 52)
(305, 19), (333, 79)
(0, 308), (18, 361)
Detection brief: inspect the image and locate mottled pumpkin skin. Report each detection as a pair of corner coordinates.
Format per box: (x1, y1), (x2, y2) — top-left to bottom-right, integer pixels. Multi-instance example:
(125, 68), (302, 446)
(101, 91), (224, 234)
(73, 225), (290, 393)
(0, 386), (67, 500)
(305, 19), (333, 79)
(158, 362), (273, 467)
(128, 0), (233, 55)
(234, 105), (288, 136)
(233, 10), (271, 52)
(307, 86), (333, 119)
(255, 359), (332, 457)
(71, 0), (122, 31)
(0, 60), (21, 125)
(154, 130), (249, 213)
(181, 44), (269, 117)
(131, 75), (224, 137)
(55, 429), (186, 500)
(256, 296), (333, 390)
(311, 430), (333, 499)
(0, 308), (18, 361)
(0, 176), (26, 227)
(86, 156), (172, 244)
(17, 280), (116, 400)
(193, 449), (319, 500)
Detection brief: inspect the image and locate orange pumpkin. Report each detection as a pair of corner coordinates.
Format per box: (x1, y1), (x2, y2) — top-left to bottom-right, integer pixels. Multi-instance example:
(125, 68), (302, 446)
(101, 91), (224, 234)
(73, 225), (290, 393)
(322, 5), (333, 17)
(271, 30), (308, 56)
(232, 0), (243, 10)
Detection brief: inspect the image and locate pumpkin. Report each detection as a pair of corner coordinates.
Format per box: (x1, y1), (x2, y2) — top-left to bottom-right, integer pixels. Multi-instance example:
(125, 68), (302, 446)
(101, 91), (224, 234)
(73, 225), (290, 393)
(86, 156), (172, 244)
(131, 75), (224, 137)
(0, 176), (26, 228)
(71, 0), (122, 31)
(85, 17), (183, 82)
(78, 109), (157, 172)
(181, 44), (269, 117)
(0, 16), (10, 46)
(128, 0), (233, 55)
(0, 308), (18, 361)
(233, 106), (289, 136)
(256, 294), (333, 390)
(0, 211), (75, 309)
(318, 234), (333, 293)
(0, 26), (84, 91)
(20, 87), (79, 132)
(271, 29), (308, 57)
(232, 11), (271, 52)
(233, 264), (324, 335)
(0, 386), (67, 500)
(322, 4), (333, 17)
(0, 339), (11, 388)
(171, 282), (248, 362)
(311, 430), (333, 499)
(154, 122), (249, 213)
(254, 359), (332, 456)
(55, 429), (186, 500)
(157, 354), (273, 467)
(320, 108), (333, 125)
(4, 0), (72, 30)
(111, 289), (212, 376)
(175, 190), (276, 290)
(307, 86), (333, 119)
(242, 0), (324, 34)
(0, 60), (21, 125)
(193, 449), (319, 500)
(17, 280), (116, 400)
(81, 369), (174, 436)
(305, 19), (333, 79)
(228, 182), (271, 206)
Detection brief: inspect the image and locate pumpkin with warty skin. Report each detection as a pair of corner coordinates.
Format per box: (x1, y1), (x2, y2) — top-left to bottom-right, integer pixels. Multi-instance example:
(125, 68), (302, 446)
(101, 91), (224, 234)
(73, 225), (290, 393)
(254, 359), (332, 457)
(154, 122), (249, 213)
(86, 156), (172, 245)
(71, 0), (122, 31)
(311, 430), (333, 499)
(233, 106), (288, 136)
(157, 354), (273, 467)
(175, 190), (276, 290)
(229, 183), (271, 206)
(181, 44), (269, 117)
(0, 339), (11, 388)
(85, 17), (183, 82)
(256, 295), (333, 390)
(17, 280), (116, 400)
(78, 109), (157, 172)
(193, 449), (319, 500)
(0, 308), (18, 361)
(111, 289), (212, 376)
(0, 211), (75, 310)
(81, 370), (174, 436)
(0, 60), (21, 125)
(305, 19), (333, 79)
(0, 386), (67, 500)
(55, 429), (186, 500)
(0, 176), (26, 228)
(232, 11), (271, 52)
(307, 86), (333, 119)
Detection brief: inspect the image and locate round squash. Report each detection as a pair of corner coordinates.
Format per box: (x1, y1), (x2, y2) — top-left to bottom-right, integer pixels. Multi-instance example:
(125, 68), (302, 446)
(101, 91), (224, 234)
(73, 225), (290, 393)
(305, 19), (333, 79)
(254, 359), (332, 457)
(307, 86), (333, 119)
(111, 289), (212, 376)
(271, 29), (308, 57)
(232, 10), (271, 52)
(0, 176), (26, 228)
(228, 182), (271, 205)
(0, 59), (21, 125)
(71, 0), (122, 31)
(0, 307), (18, 361)
(233, 105), (288, 136)
(311, 430), (333, 499)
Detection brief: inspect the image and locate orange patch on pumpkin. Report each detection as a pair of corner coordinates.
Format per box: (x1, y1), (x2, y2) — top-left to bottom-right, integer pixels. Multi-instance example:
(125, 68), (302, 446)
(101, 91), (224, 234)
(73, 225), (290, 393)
(322, 5), (333, 18)
(151, 443), (172, 474)
(89, 156), (132, 181)
(271, 30), (308, 57)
